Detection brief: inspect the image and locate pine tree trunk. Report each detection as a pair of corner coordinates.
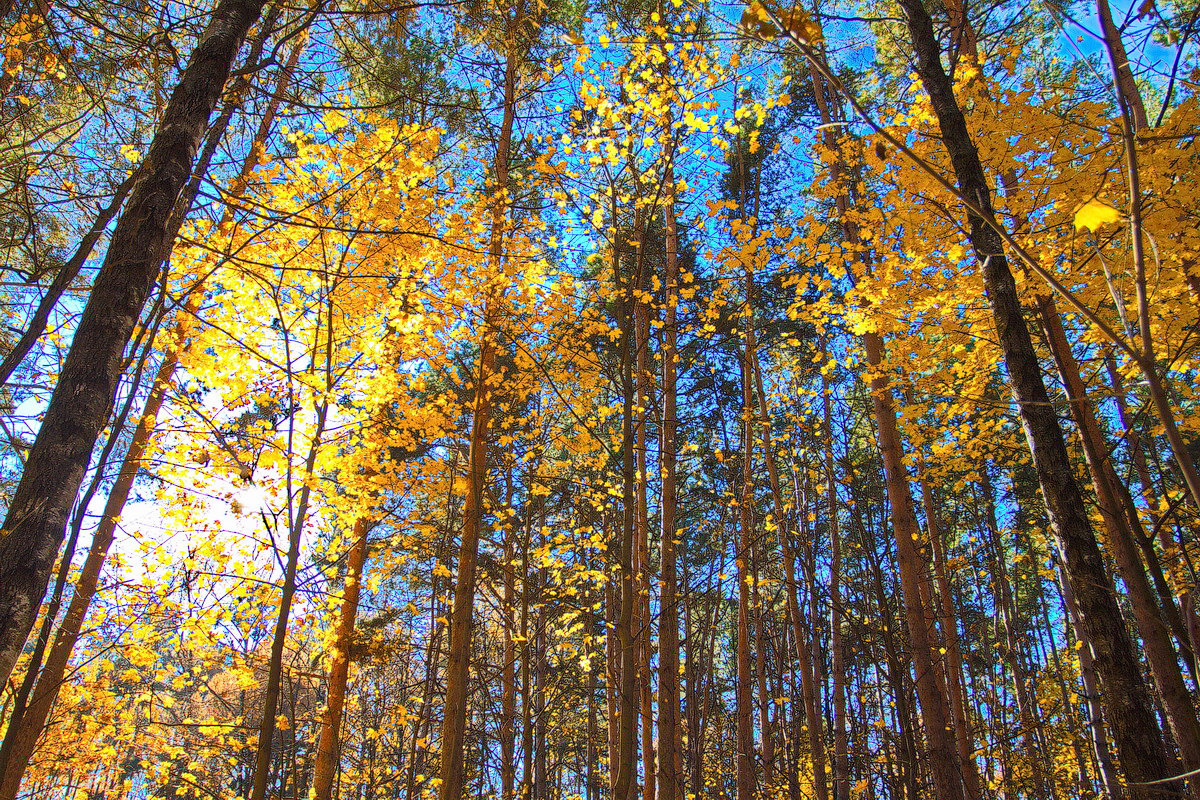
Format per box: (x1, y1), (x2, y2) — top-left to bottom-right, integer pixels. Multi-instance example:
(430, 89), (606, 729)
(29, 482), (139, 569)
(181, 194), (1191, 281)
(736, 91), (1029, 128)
(824, 387), (850, 800)
(656, 157), (683, 800)
(897, 1), (1179, 791)
(752, 546), (775, 787)
(521, 526), (536, 800)
(611, 199), (641, 800)
(809, 56), (967, 799)
(438, 18), (519, 798)
(979, 472), (1054, 797)
(0, 0), (268, 691)
(634, 247), (655, 800)
(863, 330), (967, 800)
(752, 348), (828, 800)
(915, 464), (985, 800)
(501, 502), (518, 800)
(1055, 558), (1125, 800)
(735, 274), (759, 800)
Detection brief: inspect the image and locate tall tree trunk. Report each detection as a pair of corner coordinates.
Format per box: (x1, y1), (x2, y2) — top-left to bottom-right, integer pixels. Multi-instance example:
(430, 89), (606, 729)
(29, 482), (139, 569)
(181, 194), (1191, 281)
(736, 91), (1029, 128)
(634, 243), (655, 800)
(808, 56), (968, 800)
(521, 522), (536, 800)
(915, 460), (986, 800)
(1055, 557), (1125, 800)
(605, 567), (619, 796)
(850, 479), (923, 800)
(863, 330), (967, 800)
(1038, 295), (1200, 784)
(752, 545), (775, 787)
(656, 153), (683, 800)
(438, 14), (519, 798)
(501, 491), (518, 800)
(978, 472), (1053, 798)
(0, 0), (268, 691)
(824, 387), (850, 800)
(896, 2), (1180, 791)
(735, 271), (759, 800)
(311, 516), (372, 800)
(0, 32), (298, 795)
(610, 195), (641, 800)
(754, 351), (827, 800)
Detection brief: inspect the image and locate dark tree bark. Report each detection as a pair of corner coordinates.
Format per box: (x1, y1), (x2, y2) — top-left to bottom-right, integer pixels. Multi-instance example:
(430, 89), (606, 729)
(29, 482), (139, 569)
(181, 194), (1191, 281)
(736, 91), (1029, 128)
(656, 152), (684, 800)
(896, 0), (1179, 792)
(0, 0), (268, 689)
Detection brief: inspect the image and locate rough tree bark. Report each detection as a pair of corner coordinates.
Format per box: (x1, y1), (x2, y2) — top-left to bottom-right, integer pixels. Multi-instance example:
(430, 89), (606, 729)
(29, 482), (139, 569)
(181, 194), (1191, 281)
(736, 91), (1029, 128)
(437, 26), (517, 797)
(897, 0), (1180, 792)
(656, 146), (684, 800)
(0, 30), (300, 795)
(0, 0), (268, 691)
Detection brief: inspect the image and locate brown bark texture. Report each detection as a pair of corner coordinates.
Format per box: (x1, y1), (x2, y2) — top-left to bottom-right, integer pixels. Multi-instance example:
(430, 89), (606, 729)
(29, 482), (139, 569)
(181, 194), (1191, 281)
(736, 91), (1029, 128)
(0, 0), (268, 691)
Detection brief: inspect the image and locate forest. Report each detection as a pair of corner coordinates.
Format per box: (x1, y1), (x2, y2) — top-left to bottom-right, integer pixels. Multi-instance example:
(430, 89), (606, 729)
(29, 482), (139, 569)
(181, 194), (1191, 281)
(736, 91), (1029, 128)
(0, 0), (1197, 797)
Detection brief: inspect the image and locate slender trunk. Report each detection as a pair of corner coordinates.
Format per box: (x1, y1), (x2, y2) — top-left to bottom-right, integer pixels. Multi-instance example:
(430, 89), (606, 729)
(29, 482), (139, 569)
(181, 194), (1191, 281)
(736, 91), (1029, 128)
(897, 2), (1179, 791)
(311, 516), (372, 800)
(763, 368), (828, 800)
(250, 394), (330, 800)
(1096, 0), (1149, 131)
(752, 546), (775, 786)
(634, 242), (655, 800)
(1038, 295), (1200, 782)
(501, 497), (518, 800)
(915, 461), (986, 800)
(856, 489), (923, 800)
(533, 611), (547, 800)
(1056, 559), (1124, 800)
(587, 580), (600, 800)
(521, 524), (535, 800)
(438, 17), (519, 798)
(735, 274), (758, 800)
(656, 153), (683, 800)
(979, 472), (1052, 798)
(809, 53), (967, 800)
(405, 587), (447, 800)
(0, 0), (268, 690)
(611, 207), (641, 800)
(863, 330), (966, 800)
(605, 569), (619, 796)
(781, 522), (826, 800)
(825, 388), (850, 800)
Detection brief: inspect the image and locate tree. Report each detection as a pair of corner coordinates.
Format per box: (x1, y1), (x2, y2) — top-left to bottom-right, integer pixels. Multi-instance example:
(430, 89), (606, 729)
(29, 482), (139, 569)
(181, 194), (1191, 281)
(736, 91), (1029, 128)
(0, 0), (268, 690)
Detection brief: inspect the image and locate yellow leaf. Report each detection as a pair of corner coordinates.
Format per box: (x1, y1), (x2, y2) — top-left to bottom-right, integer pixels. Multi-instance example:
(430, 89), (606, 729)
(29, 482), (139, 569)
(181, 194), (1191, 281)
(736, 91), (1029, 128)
(1073, 198), (1121, 231)
(322, 110), (350, 133)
